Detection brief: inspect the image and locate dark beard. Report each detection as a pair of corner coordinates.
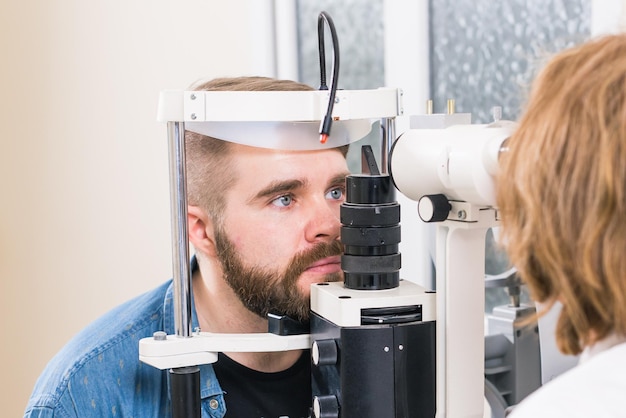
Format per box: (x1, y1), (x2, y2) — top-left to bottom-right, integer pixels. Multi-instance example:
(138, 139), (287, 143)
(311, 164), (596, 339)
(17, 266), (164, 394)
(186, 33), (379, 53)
(214, 227), (343, 322)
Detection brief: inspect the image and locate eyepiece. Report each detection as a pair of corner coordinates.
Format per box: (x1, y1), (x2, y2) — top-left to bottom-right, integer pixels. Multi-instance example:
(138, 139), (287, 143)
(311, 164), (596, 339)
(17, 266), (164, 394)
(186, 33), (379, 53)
(341, 173), (401, 290)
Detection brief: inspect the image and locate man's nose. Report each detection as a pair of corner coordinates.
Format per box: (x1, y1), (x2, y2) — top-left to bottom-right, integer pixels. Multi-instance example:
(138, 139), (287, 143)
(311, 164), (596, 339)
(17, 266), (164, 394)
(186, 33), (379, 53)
(304, 199), (341, 243)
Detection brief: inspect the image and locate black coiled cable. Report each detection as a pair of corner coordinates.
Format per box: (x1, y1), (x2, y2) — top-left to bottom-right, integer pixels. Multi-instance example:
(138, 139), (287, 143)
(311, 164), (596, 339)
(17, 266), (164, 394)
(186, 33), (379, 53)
(317, 11), (340, 143)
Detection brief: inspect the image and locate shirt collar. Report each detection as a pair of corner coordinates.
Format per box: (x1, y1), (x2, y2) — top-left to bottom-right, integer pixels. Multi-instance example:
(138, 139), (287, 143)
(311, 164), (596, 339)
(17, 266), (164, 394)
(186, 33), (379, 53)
(579, 333), (626, 364)
(163, 256), (201, 336)
(163, 256), (223, 400)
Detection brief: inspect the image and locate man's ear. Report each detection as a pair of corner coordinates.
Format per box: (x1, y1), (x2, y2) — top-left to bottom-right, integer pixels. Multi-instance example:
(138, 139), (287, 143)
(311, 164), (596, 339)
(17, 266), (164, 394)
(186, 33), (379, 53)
(188, 205), (217, 257)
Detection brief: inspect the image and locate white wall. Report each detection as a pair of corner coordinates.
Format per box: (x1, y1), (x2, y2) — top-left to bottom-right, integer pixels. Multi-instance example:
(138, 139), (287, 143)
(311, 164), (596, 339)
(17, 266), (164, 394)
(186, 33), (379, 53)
(383, 0), (434, 288)
(592, 0), (626, 35)
(0, 1), (274, 415)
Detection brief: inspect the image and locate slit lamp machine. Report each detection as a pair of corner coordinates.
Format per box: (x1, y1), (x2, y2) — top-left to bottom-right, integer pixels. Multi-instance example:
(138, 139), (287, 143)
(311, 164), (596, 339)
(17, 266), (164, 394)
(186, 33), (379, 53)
(138, 83), (527, 418)
(138, 12), (544, 418)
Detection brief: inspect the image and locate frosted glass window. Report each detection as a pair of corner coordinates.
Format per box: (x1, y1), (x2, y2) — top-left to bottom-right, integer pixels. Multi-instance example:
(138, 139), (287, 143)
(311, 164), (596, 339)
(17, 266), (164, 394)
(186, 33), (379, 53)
(430, 0), (591, 122)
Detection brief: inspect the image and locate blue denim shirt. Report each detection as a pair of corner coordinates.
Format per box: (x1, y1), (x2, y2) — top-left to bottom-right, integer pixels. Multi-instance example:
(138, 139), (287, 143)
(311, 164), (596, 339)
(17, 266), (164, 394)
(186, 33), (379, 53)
(24, 270), (226, 417)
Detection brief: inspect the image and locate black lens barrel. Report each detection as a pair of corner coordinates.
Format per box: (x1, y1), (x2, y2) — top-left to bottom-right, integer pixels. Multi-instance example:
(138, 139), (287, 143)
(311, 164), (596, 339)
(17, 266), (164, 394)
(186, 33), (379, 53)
(341, 174), (401, 290)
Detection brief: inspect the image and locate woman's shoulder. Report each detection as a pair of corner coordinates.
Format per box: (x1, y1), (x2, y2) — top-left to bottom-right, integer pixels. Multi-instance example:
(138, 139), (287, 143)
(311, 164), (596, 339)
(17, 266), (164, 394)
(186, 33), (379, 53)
(509, 341), (626, 417)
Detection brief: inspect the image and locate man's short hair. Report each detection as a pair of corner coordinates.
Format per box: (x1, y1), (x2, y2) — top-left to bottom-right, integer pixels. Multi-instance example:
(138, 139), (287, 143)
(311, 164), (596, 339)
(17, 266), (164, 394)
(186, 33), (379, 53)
(185, 76), (348, 221)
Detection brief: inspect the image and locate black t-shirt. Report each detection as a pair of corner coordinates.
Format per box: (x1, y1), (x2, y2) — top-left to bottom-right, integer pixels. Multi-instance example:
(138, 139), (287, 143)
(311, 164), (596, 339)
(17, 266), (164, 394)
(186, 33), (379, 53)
(213, 351), (312, 418)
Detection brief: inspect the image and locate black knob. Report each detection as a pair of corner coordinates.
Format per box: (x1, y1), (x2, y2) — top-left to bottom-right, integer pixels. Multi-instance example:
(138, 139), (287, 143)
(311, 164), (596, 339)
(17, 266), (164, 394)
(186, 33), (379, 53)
(313, 395), (339, 418)
(312, 339), (338, 366)
(418, 194), (451, 222)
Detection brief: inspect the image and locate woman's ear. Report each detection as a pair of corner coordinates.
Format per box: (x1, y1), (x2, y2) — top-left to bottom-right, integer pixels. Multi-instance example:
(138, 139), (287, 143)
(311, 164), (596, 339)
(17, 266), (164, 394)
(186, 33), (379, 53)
(188, 205), (217, 257)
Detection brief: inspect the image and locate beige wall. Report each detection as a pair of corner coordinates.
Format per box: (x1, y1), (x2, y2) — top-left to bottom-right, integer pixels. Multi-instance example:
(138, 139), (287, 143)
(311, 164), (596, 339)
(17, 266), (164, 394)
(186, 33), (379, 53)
(0, 1), (273, 415)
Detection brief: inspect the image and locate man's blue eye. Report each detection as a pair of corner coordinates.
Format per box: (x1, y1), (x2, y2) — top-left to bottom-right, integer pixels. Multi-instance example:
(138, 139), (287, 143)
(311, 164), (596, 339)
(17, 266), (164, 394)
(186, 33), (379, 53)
(326, 188), (344, 200)
(272, 195), (293, 207)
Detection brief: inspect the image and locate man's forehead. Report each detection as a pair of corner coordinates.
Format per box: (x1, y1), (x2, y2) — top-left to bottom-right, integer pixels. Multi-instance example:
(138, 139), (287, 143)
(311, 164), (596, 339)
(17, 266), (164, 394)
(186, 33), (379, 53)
(230, 141), (347, 157)
(229, 144), (346, 170)
(229, 147), (348, 188)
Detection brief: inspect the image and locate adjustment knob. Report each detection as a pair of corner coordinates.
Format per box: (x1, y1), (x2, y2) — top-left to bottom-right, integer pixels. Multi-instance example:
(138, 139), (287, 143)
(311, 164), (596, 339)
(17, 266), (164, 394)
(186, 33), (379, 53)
(418, 194), (451, 222)
(313, 395), (339, 418)
(312, 339), (338, 366)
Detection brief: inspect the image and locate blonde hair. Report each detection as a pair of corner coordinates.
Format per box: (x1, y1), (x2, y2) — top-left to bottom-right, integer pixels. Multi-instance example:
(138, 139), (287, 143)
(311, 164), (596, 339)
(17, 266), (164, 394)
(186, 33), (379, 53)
(496, 35), (626, 355)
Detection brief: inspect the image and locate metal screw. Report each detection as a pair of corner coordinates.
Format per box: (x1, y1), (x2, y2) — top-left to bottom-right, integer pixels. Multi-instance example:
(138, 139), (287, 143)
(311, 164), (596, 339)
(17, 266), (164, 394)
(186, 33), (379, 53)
(457, 210), (467, 220)
(491, 106), (502, 122)
(334, 97), (340, 104)
(384, 346), (390, 352)
(447, 99), (456, 115)
(190, 113), (197, 120)
(190, 93), (196, 100)
(398, 345), (404, 351)
(153, 331), (167, 341)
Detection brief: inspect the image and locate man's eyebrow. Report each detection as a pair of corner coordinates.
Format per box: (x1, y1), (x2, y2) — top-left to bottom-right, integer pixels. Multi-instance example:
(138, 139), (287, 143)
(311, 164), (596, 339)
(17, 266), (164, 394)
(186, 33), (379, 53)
(328, 172), (351, 187)
(251, 179), (307, 202)
(249, 172), (350, 204)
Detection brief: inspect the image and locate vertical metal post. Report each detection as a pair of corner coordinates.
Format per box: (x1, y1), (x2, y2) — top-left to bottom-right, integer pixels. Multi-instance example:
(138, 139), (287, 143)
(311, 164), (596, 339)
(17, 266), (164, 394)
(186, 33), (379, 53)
(167, 121), (192, 338)
(380, 117), (396, 174)
(167, 121), (200, 418)
(436, 221), (490, 418)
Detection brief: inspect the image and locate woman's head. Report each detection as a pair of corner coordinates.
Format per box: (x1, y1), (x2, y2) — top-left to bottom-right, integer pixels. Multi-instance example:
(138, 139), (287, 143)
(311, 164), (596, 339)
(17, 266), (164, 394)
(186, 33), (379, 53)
(497, 34), (626, 354)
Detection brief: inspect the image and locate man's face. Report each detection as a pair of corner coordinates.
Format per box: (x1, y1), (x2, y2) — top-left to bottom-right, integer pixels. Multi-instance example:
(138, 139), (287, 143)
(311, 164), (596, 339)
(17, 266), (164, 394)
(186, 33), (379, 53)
(215, 144), (350, 321)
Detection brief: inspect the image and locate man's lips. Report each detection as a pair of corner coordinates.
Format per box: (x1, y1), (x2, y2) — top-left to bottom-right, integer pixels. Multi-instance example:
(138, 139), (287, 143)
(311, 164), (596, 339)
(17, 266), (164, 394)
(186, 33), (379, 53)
(305, 256), (342, 272)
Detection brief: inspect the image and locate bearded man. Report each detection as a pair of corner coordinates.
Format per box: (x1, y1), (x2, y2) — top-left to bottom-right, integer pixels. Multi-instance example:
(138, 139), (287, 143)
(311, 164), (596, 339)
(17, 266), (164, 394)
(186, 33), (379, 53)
(25, 77), (350, 418)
